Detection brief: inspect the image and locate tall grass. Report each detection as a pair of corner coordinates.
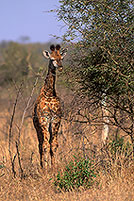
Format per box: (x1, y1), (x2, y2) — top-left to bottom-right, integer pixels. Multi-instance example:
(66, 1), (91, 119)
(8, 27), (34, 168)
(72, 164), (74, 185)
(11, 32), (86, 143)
(0, 85), (134, 201)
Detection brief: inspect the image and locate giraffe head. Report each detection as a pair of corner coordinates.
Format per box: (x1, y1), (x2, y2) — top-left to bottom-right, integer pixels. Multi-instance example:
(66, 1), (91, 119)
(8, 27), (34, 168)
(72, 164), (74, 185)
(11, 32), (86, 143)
(43, 44), (68, 72)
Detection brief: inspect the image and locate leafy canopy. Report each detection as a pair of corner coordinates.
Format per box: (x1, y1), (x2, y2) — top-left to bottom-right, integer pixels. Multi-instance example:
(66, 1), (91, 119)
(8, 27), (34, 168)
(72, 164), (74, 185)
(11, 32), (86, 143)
(57, 0), (134, 99)
(56, 0), (134, 145)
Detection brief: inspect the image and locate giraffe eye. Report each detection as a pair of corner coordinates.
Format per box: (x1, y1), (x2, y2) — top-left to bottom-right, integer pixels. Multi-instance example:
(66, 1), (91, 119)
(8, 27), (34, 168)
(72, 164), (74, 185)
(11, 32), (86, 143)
(50, 57), (55, 61)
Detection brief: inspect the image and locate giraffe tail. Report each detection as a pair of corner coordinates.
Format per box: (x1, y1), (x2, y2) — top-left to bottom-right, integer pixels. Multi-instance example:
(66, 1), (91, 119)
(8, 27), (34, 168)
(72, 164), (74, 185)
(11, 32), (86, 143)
(48, 122), (52, 144)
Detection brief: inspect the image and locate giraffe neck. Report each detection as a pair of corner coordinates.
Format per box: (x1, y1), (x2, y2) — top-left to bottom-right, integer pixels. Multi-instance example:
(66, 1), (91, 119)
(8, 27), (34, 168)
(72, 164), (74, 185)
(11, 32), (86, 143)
(43, 61), (57, 97)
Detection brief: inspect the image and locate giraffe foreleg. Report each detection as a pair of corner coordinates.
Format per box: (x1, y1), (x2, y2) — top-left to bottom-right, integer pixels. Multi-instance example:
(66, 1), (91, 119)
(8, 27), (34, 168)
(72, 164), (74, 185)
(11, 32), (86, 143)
(50, 136), (58, 167)
(49, 121), (60, 168)
(33, 117), (45, 168)
(41, 128), (51, 169)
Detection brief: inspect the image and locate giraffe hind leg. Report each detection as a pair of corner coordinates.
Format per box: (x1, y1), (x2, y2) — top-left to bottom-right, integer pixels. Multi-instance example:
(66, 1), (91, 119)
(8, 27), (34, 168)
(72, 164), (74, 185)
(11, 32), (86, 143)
(33, 116), (50, 169)
(35, 127), (45, 168)
(33, 116), (44, 168)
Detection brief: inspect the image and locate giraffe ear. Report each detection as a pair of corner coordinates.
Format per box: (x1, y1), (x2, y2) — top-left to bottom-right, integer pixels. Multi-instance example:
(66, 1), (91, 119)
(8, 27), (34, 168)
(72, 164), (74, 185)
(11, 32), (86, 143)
(42, 51), (50, 59)
(61, 48), (68, 59)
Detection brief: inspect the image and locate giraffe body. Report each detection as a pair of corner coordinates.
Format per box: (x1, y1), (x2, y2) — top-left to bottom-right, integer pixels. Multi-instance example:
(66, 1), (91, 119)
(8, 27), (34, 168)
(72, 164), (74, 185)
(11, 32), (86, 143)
(33, 45), (67, 169)
(33, 90), (62, 168)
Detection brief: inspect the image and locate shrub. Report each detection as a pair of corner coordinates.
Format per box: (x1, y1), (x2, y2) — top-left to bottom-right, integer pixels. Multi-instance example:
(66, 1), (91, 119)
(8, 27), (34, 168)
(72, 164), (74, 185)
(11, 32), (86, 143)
(54, 156), (97, 191)
(100, 135), (133, 177)
(109, 135), (132, 157)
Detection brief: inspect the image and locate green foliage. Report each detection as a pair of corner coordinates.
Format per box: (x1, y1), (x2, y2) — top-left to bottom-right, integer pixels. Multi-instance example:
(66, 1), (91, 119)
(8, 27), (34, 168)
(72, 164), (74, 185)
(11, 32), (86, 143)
(109, 135), (132, 157)
(0, 42), (29, 85)
(77, 46), (133, 99)
(0, 164), (4, 169)
(57, 0), (134, 98)
(54, 156), (97, 191)
(0, 42), (50, 86)
(57, 0), (134, 145)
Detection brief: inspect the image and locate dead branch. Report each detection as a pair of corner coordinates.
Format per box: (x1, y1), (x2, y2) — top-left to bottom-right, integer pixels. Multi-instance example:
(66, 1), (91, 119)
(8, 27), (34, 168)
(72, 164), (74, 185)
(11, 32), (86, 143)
(8, 77), (38, 178)
(8, 81), (23, 177)
(15, 77), (38, 177)
(17, 77), (38, 145)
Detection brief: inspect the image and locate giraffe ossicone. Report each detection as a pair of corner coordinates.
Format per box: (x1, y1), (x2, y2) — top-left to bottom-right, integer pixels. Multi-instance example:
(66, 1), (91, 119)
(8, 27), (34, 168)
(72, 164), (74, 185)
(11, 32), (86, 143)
(33, 44), (67, 169)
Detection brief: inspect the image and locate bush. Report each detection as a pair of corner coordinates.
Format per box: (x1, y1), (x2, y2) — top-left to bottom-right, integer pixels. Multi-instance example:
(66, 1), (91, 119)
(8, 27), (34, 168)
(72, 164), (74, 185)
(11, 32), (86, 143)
(109, 135), (132, 157)
(54, 156), (97, 191)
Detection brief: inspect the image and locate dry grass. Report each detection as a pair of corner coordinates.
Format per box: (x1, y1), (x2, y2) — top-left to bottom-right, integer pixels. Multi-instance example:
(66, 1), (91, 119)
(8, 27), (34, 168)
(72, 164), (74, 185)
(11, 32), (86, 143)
(0, 166), (134, 201)
(0, 90), (134, 201)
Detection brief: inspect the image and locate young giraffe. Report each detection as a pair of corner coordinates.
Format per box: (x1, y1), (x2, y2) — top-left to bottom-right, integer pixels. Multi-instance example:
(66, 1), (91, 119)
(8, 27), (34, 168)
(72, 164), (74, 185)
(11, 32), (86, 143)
(33, 44), (67, 169)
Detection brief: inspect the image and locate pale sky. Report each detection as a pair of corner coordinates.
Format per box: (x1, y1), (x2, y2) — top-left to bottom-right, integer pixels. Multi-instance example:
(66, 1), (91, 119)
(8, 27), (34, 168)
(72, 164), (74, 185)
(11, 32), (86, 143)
(0, 0), (66, 43)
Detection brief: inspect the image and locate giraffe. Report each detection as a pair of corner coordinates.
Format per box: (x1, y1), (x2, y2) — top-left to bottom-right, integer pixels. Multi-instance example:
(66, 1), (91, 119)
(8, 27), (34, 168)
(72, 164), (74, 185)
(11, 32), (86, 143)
(33, 44), (67, 169)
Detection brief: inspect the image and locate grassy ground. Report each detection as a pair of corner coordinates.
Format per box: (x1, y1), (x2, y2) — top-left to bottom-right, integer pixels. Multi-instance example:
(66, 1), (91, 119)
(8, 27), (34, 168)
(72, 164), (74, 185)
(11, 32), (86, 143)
(0, 86), (134, 201)
(0, 162), (134, 201)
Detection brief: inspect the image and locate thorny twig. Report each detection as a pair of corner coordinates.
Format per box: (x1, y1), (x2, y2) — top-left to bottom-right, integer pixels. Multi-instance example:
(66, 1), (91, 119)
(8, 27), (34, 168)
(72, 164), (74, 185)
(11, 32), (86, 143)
(8, 78), (38, 178)
(8, 81), (23, 177)
(17, 77), (38, 146)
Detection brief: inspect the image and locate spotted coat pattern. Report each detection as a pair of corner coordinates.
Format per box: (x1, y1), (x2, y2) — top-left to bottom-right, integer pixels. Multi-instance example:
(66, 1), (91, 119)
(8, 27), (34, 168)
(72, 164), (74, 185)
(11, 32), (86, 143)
(33, 45), (66, 169)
